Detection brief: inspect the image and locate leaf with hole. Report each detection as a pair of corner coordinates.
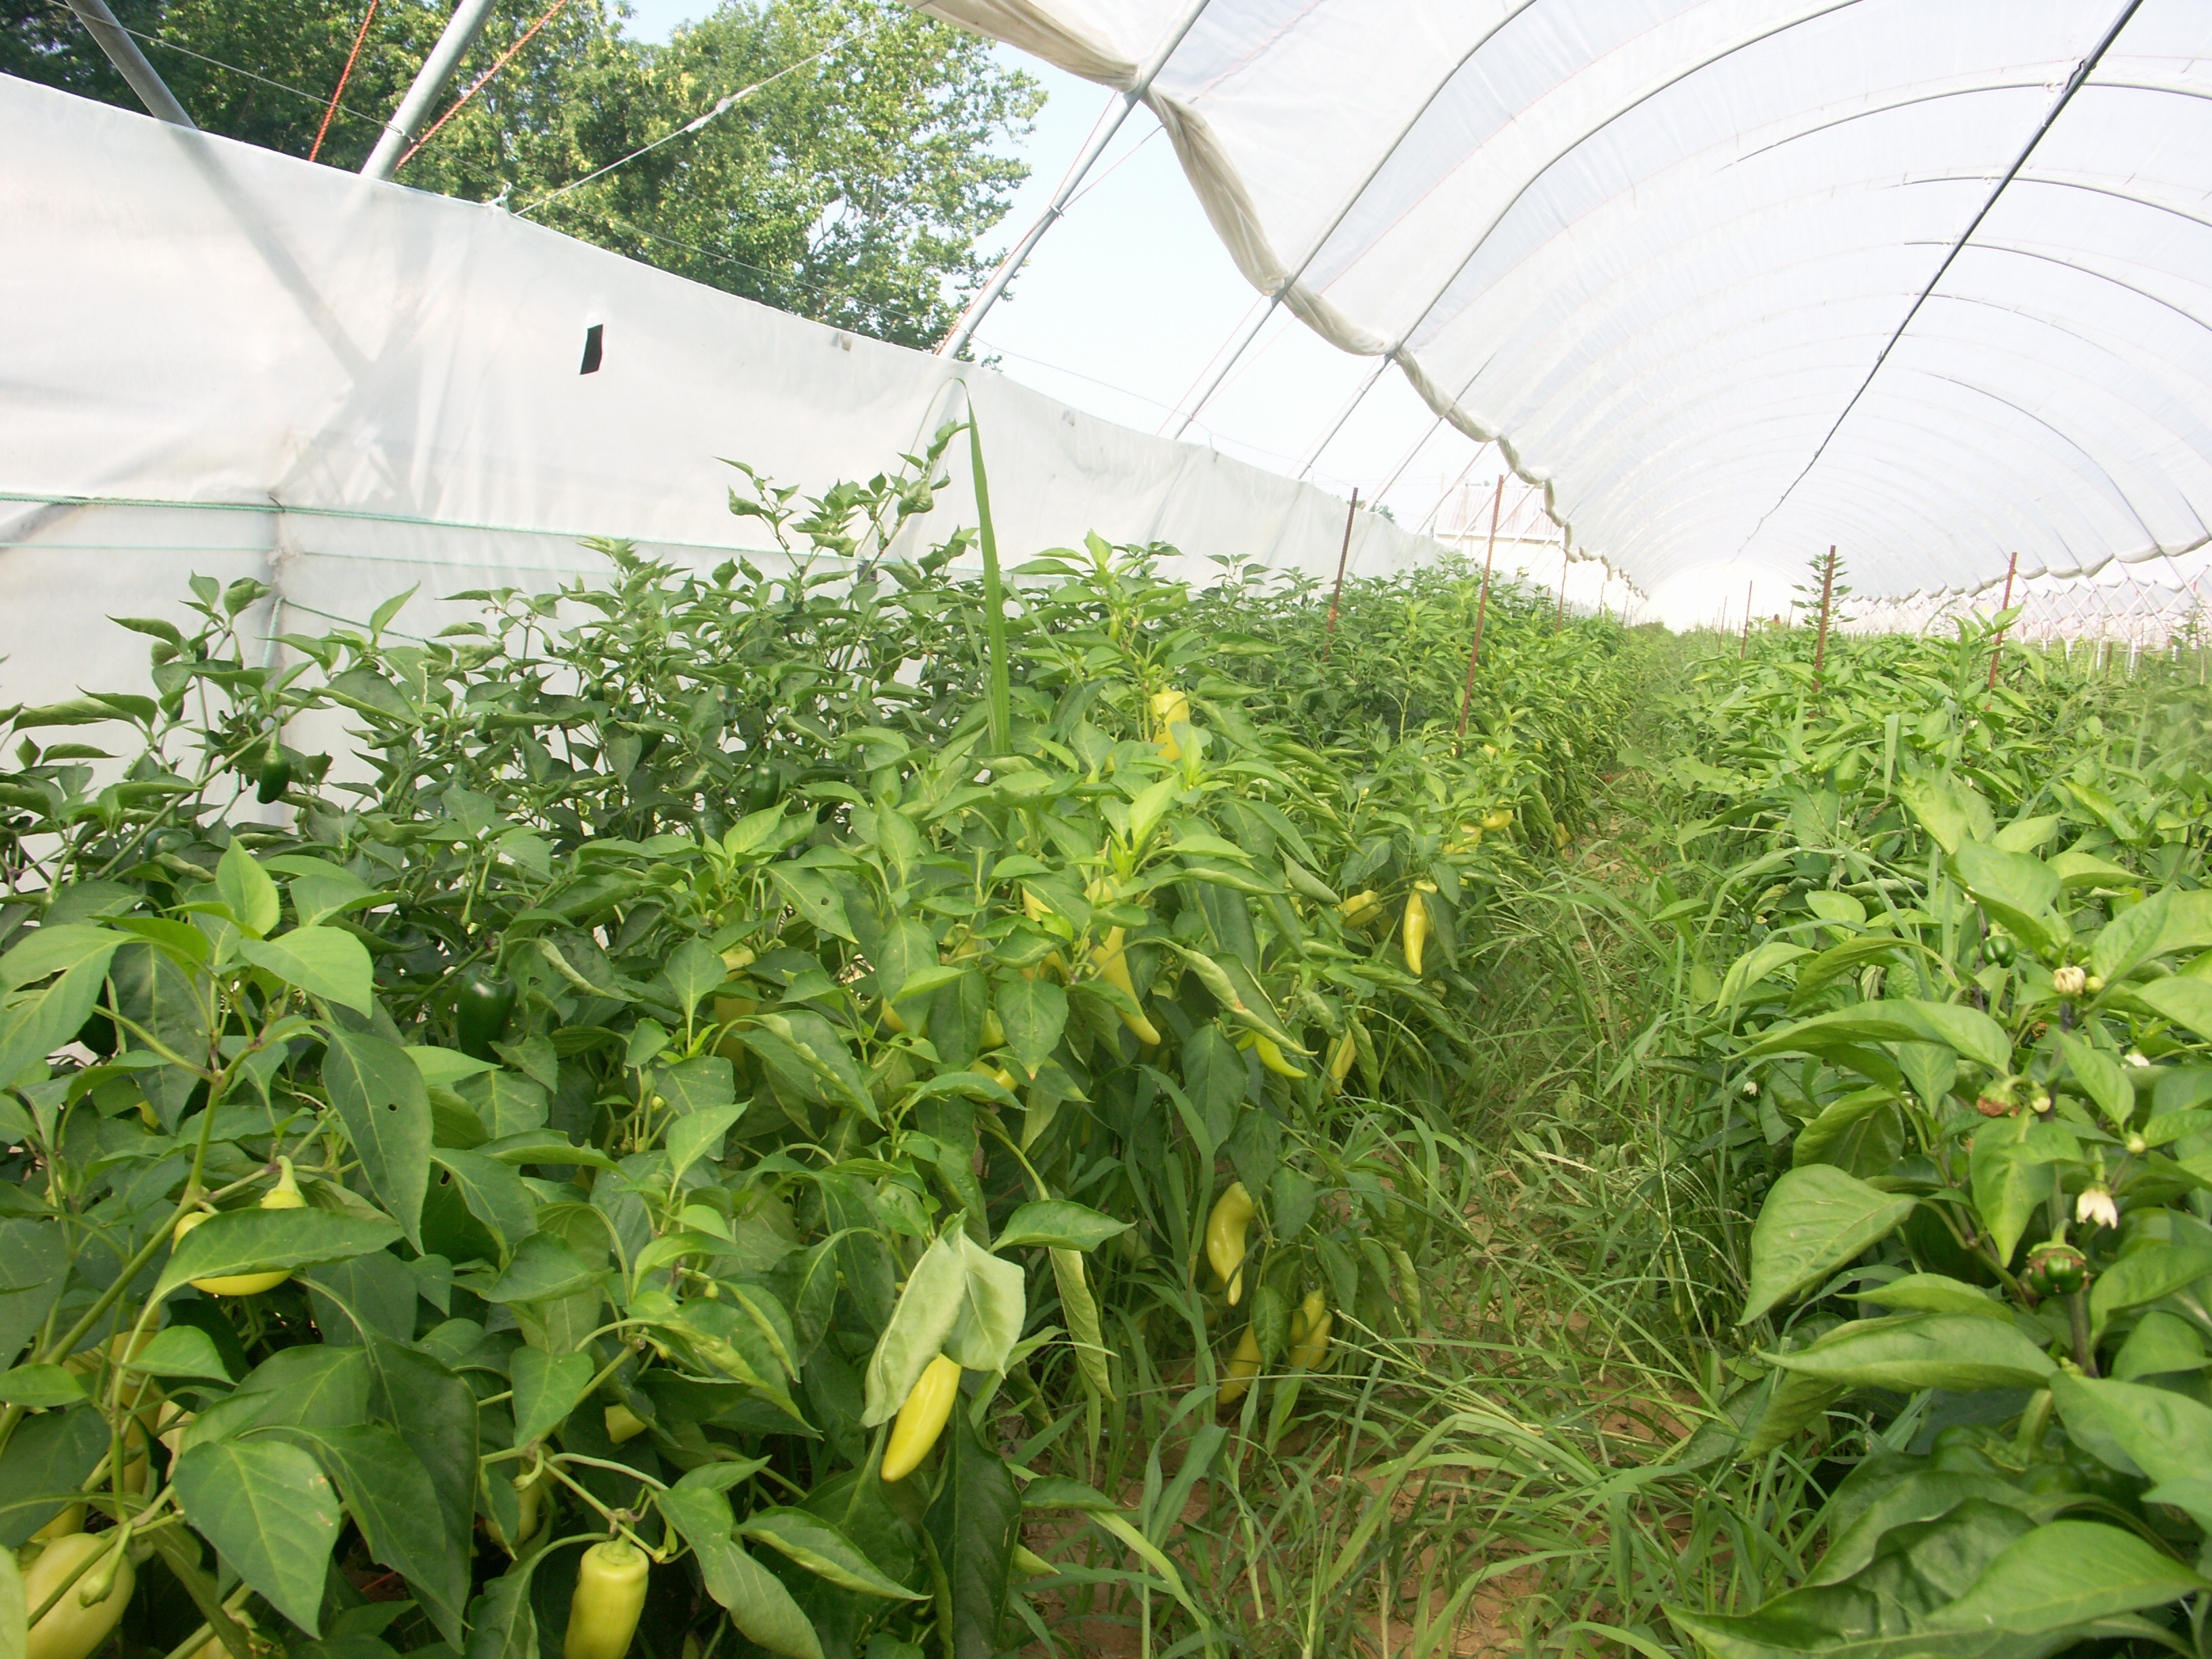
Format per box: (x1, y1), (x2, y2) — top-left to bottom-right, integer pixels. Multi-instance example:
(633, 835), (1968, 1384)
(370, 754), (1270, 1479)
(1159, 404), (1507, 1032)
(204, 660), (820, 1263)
(321, 1025), (430, 1245)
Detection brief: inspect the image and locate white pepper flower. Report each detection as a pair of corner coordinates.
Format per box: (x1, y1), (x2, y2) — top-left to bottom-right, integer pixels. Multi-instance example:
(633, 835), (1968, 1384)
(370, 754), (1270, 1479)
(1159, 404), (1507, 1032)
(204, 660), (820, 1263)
(2076, 1186), (2119, 1230)
(2052, 964), (2087, 998)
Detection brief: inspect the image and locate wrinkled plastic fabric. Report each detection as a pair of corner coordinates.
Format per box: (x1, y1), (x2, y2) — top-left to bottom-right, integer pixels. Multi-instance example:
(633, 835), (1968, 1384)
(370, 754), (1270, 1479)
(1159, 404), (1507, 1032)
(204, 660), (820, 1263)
(922, 0), (2212, 602)
(0, 73), (1450, 709)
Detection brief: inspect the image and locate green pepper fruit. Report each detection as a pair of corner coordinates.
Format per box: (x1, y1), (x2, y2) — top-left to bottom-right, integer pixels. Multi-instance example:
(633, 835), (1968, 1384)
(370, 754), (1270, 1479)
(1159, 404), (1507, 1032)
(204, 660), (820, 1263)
(254, 735), (292, 804)
(1929, 1425), (2002, 1475)
(2022, 1242), (2089, 1298)
(456, 968), (518, 1059)
(1983, 931), (2015, 967)
(2019, 1462), (2087, 1498)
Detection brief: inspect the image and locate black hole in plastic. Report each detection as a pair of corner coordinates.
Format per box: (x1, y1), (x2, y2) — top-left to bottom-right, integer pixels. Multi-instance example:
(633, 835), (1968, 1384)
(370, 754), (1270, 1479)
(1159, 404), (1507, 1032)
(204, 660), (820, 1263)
(580, 323), (604, 375)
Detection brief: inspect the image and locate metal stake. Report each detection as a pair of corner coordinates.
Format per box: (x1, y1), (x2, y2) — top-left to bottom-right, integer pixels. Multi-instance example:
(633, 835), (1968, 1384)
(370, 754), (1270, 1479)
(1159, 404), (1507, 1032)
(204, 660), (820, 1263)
(1986, 550), (2018, 689)
(1321, 489), (1359, 665)
(1456, 476), (1504, 739)
(1812, 546), (1837, 690)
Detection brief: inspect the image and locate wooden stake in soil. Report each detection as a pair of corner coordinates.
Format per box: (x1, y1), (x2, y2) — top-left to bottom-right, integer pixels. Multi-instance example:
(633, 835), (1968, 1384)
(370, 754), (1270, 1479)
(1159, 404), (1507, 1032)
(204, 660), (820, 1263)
(1456, 476), (1504, 740)
(1986, 550), (2018, 690)
(1320, 487), (1359, 666)
(1739, 579), (1753, 659)
(1811, 546), (1837, 690)
(1554, 556), (1568, 632)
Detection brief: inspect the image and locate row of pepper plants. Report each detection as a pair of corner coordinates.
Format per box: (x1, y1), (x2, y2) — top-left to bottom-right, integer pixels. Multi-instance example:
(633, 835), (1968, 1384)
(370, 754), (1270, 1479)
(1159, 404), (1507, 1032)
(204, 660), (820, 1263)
(1634, 611), (2212, 1655)
(0, 432), (1647, 1659)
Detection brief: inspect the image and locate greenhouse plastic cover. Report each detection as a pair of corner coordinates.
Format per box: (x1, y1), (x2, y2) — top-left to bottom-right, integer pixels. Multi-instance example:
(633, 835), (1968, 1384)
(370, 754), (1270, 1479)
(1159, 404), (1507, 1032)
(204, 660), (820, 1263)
(924, 0), (2212, 604)
(0, 73), (1453, 712)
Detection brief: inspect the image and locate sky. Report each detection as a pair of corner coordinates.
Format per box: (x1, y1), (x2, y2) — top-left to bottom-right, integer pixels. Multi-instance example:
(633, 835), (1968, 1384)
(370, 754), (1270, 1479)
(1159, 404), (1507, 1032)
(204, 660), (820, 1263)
(612, 1), (1626, 612)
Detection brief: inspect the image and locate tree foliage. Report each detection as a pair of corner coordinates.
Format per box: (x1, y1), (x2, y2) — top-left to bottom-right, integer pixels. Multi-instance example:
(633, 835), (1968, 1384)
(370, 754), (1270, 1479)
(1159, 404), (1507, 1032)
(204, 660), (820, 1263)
(1, 0), (1041, 346)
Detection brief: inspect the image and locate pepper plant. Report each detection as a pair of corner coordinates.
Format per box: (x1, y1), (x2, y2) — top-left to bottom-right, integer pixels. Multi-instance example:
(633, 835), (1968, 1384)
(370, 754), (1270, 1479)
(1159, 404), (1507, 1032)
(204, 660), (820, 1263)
(1646, 623), (2212, 1656)
(0, 437), (1648, 1659)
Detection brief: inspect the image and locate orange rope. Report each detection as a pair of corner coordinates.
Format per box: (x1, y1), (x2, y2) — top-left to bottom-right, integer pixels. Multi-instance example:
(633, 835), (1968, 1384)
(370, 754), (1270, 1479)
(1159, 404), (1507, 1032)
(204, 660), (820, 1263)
(396, 0), (570, 172)
(308, 0), (378, 163)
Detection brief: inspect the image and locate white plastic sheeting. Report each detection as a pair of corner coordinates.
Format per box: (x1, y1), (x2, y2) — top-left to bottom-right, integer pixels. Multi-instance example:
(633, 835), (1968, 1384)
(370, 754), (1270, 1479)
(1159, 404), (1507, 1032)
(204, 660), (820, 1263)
(922, 0), (2212, 604)
(0, 73), (1459, 712)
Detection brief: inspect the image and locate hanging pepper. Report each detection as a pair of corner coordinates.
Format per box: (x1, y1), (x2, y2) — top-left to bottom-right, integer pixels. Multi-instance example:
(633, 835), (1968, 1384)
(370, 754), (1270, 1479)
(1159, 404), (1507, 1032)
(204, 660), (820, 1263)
(2022, 1240), (2089, 1298)
(253, 732), (292, 804)
(456, 966), (517, 1059)
(882, 1355), (962, 1481)
(1338, 890), (1385, 929)
(562, 1540), (649, 1659)
(1288, 1290), (1332, 1371)
(1152, 688), (1191, 762)
(172, 1157), (306, 1296)
(1235, 1028), (1308, 1080)
(24, 1532), (135, 1659)
(1326, 1030), (1359, 1088)
(1217, 1324), (1262, 1406)
(1090, 928), (1163, 1045)
(1204, 1182), (1256, 1305)
(602, 1404), (649, 1444)
(1403, 883), (1434, 977)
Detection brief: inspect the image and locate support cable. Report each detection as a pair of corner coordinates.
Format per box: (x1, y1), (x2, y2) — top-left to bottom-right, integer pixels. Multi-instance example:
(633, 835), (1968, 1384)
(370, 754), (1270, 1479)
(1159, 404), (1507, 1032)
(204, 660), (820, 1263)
(1739, 0), (2146, 551)
(361, 0), (498, 178)
(395, 0), (572, 173)
(62, 0), (192, 125)
(935, 0), (1212, 360)
(309, 0), (378, 163)
(96, 20), (880, 319)
(516, 20), (872, 216)
(1164, 0), (1542, 440)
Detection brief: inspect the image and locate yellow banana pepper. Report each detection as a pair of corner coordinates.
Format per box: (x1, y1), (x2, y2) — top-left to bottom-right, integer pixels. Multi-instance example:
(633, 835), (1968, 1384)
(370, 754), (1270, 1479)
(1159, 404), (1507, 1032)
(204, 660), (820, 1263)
(1288, 1292), (1332, 1372)
(1326, 1031), (1358, 1088)
(1204, 1182), (1256, 1305)
(24, 1531), (134, 1659)
(1090, 927), (1162, 1045)
(1252, 1033), (1307, 1080)
(1152, 689), (1191, 762)
(562, 1540), (649, 1659)
(1403, 883), (1434, 978)
(1217, 1324), (1262, 1406)
(882, 1355), (962, 1482)
(602, 1404), (649, 1444)
(172, 1158), (306, 1296)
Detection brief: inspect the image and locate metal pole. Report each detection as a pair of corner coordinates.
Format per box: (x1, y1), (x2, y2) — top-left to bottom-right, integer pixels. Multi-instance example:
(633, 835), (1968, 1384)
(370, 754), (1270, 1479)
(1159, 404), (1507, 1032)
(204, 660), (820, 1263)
(1812, 546), (1837, 690)
(361, 0), (499, 180)
(938, 0), (1211, 360)
(1456, 477), (1504, 739)
(1321, 489), (1359, 665)
(1986, 550), (2018, 690)
(64, 0), (194, 126)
